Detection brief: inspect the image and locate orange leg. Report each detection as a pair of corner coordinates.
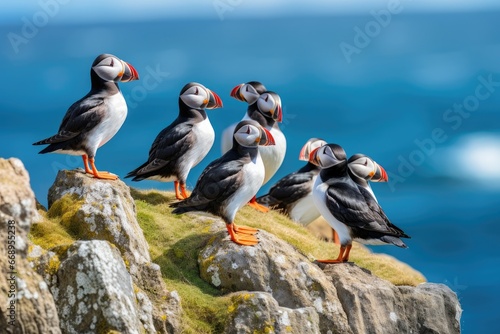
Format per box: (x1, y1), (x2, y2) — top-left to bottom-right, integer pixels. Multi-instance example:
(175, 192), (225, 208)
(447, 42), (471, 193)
(82, 155), (92, 174)
(226, 224), (258, 246)
(247, 196), (270, 213)
(174, 181), (182, 200)
(316, 244), (352, 264)
(233, 223), (258, 235)
(89, 157), (118, 180)
(174, 181), (188, 200)
(180, 182), (189, 199)
(332, 228), (340, 245)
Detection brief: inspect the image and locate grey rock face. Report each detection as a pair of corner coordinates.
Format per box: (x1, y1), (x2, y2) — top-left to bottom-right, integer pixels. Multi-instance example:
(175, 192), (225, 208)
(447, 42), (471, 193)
(54, 240), (146, 334)
(0, 158), (61, 334)
(199, 229), (462, 334)
(48, 169), (150, 278)
(45, 170), (182, 333)
(325, 263), (461, 334)
(199, 229), (352, 334)
(225, 291), (320, 334)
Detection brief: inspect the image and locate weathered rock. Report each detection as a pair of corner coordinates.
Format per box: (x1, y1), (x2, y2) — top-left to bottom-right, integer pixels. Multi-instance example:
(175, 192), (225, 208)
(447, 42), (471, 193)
(225, 291), (320, 334)
(199, 229), (352, 334)
(46, 170), (182, 333)
(0, 158), (61, 333)
(199, 229), (462, 334)
(325, 263), (461, 334)
(48, 169), (150, 277)
(54, 240), (146, 333)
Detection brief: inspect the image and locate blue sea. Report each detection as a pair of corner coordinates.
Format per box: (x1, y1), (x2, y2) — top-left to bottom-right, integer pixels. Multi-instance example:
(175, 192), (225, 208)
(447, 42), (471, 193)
(1, 12), (500, 333)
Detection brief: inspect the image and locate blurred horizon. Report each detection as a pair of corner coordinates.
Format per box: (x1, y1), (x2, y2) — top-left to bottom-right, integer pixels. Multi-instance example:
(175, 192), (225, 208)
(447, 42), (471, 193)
(2, 0), (500, 25)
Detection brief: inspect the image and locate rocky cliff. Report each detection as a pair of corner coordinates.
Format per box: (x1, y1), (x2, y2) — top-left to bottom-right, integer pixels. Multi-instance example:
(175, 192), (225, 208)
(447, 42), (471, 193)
(0, 158), (462, 333)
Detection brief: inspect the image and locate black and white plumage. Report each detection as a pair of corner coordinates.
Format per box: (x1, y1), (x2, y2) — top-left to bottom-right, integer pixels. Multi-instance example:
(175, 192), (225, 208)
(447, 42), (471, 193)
(222, 83), (286, 186)
(126, 82), (223, 200)
(221, 81), (267, 154)
(33, 54), (139, 180)
(310, 144), (410, 263)
(171, 120), (275, 246)
(257, 138), (327, 225)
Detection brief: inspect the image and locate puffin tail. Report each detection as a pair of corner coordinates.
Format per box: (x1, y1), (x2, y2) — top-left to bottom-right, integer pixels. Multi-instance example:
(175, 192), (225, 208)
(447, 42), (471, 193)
(36, 143), (63, 154)
(381, 236), (408, 248)
(125, 164), (147, 180)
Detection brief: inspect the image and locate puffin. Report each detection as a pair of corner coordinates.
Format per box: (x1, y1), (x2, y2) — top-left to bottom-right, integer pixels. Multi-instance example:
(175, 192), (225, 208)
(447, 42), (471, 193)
(223, 84), (286, 212)
(171, 120), (275, 246)
(309, 144), (409, 263)
(327, 154), (389, 244)
(220, 81), (267, 154)
(33, 54), (139, 180)
(125, 82), (223, 200)
(257, 138), (327, 225)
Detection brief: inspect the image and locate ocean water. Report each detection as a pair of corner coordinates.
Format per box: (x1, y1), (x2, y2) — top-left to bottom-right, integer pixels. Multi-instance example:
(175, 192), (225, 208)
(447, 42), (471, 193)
(1, 13), (500, 333)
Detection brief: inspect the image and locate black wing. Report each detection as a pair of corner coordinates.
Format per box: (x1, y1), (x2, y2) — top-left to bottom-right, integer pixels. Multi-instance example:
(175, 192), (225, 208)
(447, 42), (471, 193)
(171, 150), (248, 215)
(257, 169), (316, 209)
(33, 94), (105, 145)
(126, 119), (193, 178)
(325, 181), (409, 238)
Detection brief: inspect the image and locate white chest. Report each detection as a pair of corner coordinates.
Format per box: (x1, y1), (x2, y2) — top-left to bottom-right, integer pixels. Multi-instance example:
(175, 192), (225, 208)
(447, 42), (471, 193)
(290, 175), (321, 226)
(225, 154), (265, 222)
(178, 117), (215, 180)
(87, 92), (128, 152)
(312, 177), (352, 245)
(259, 126), (286, 185)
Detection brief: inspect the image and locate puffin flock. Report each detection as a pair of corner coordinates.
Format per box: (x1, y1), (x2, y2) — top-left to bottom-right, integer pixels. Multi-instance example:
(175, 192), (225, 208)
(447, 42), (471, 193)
(34, 54), (410, 263)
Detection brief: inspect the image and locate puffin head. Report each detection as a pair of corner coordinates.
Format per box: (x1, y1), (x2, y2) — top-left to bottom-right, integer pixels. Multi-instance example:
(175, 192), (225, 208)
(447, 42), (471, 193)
(308, 144), (346, 169)
(230, 81), (267, 104)
(257, 91), (283, 123)
(91, 54), (139, 82)
(299, 138), (328, 161)
(179, 82), (223, 110)
(233, 120), (275, 148)
(348, 154), (389, 182)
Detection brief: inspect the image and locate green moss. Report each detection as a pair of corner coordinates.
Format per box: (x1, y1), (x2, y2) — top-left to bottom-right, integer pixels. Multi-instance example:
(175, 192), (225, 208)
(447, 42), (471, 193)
(48, 193), (89, 238)
(29, 209), (75, 250)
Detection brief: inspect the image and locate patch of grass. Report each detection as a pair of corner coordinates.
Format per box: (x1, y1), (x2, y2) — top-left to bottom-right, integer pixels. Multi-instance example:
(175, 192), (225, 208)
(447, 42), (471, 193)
(29, 209), (75, 250)
(133, 190), (231, 334)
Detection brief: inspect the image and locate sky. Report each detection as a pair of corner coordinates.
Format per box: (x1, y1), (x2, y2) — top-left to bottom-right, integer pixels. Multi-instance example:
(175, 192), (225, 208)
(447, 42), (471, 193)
(1, 0), (500, 24)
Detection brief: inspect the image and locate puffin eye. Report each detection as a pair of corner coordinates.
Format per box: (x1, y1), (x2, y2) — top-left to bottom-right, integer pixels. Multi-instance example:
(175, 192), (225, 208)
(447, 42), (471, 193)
(245, 85), (250, 92)
(265, 95), (269, 102)
(110, 58), (114, 67)
(246, 126), (251, 134)
(364, 159), (368, 166)
(194, 87), (199, 95)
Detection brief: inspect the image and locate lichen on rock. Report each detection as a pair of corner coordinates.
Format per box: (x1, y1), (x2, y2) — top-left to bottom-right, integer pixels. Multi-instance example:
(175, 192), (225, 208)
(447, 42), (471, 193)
(0, 158), (61, 333)
(42, 169), (182, 333)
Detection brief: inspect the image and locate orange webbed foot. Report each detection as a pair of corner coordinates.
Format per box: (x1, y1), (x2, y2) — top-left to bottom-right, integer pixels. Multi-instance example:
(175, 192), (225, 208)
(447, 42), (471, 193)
(247, 196), (270, 212)
(316, 259), (344, 264)
(88, 157), (118, 180)
(93, 171), (119, 180)
(316, 245), (352, 264)
(227, 224), (259, 246)
(233, 224), (259, 235)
